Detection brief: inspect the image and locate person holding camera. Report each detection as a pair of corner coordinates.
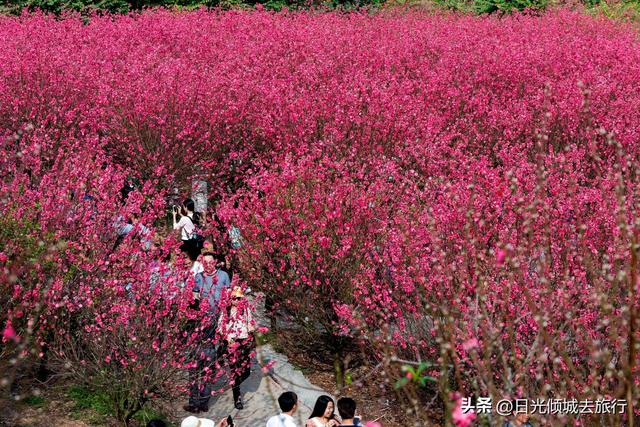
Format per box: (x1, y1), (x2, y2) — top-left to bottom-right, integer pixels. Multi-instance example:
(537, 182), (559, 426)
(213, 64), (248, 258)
(173, 198), (201, 260)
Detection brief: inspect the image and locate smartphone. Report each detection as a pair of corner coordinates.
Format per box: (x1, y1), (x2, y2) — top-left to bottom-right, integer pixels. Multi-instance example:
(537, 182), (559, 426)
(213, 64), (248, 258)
(227, 415), (234, 427)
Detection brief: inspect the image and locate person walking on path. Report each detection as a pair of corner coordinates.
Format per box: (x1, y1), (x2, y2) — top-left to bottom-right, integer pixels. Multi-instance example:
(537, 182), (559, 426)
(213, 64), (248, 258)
(193, 253), (231, 313)
(217, 286), (256, 410)
(183, 253), (231, 413)
(266, 391), (299, 427)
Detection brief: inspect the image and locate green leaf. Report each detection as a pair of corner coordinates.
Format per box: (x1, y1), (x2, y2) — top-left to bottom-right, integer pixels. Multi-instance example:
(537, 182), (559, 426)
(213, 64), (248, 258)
(345, 372), (353, 386)
(419, 376), (437, 387)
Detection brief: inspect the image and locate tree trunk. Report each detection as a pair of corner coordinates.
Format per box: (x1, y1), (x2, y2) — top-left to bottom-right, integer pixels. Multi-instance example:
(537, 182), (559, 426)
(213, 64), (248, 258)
(192, 179), (208, 221)
(333, 351), (345, 389)
(36, 337), (51, 382)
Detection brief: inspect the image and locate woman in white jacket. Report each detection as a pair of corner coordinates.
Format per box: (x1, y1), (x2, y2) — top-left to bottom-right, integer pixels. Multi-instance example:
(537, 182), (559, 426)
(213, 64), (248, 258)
(217, 286), (256, 410)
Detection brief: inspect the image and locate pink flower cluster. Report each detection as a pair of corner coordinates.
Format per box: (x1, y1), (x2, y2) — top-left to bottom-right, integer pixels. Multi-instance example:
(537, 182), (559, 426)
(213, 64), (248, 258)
(1, 8), (640, 423)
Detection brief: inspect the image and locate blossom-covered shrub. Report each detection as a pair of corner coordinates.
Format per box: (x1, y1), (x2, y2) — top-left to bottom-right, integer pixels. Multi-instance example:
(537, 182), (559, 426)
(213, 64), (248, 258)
(2, 8), (640, 425)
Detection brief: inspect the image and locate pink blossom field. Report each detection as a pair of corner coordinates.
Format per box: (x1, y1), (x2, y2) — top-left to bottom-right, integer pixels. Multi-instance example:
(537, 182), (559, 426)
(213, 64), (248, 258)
(1, 9), (640, 426)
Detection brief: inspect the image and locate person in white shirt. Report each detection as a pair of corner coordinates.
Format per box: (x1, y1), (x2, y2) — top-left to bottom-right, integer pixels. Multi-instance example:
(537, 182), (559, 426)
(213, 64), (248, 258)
(266, 392), (299, 427)
(173, 198), (200, 259)
(173, 199), (197, 239)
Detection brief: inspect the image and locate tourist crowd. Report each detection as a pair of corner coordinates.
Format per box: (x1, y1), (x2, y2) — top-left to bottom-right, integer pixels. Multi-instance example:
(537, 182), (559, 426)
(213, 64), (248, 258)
(145, 393), (367, 427)
(126, 197), (532, 427)
(132, 199), (378, 426)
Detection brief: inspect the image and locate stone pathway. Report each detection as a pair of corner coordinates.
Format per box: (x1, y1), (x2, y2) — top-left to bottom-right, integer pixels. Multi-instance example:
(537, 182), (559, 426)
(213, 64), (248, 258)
(175, 293), (332, 426)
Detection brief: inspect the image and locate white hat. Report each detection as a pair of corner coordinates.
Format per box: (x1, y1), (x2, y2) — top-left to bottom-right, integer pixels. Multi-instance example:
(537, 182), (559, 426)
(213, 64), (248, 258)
(181, 416), (216, 427)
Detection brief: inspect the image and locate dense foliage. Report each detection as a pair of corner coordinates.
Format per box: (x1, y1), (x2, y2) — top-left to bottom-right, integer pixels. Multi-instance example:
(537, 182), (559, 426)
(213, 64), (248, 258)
(0, 0), (383, 15)
(2, 0), (630, 15)
(2, 9), (640, 426)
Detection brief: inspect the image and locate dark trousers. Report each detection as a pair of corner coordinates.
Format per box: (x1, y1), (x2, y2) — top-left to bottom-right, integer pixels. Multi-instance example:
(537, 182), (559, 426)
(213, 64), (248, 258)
(218, 337), (254, 402)
(187, 321), (218, 408)
(188, 345), (216, 408)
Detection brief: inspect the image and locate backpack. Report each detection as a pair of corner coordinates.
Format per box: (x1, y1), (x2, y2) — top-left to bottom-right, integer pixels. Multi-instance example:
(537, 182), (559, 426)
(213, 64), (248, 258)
(185, 214), (205, 250)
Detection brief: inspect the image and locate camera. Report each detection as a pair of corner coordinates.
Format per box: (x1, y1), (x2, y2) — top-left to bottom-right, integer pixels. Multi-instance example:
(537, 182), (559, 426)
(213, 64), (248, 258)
(227, 415), (234, 426)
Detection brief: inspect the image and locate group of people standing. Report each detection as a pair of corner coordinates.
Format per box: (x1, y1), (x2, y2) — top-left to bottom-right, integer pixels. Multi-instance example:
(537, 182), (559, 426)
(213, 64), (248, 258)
(171, 199), (366, 426)
(170, 393), (364, 427)
(172, 198), (255, 413)
(137, 196), (535, 427)
(266, 393), (363, 427)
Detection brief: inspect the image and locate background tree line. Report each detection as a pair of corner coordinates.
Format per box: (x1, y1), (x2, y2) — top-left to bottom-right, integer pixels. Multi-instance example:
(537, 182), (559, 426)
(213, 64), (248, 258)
(2, 0), (639, 17)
